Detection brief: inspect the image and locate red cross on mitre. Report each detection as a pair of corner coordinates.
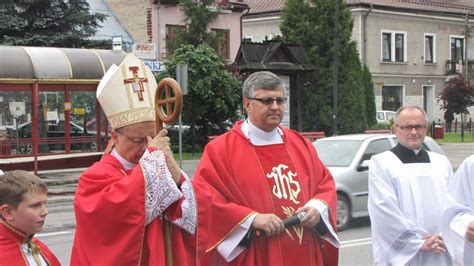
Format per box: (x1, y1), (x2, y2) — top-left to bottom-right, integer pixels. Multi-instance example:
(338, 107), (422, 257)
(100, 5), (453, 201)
(123, 66), (149, 101)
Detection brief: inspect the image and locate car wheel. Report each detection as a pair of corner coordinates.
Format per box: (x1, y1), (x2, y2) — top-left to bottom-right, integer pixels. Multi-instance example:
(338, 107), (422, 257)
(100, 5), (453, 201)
(19, 143), (32, 154)
(337, 194), (351, 231)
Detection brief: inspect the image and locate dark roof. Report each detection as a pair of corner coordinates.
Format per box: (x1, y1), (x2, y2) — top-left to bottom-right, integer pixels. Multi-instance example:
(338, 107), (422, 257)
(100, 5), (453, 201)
(234, 41), (314, 73)
(243, 0), (474, 15)
(244, 0), (285, 14)
(0, 46), (126, 82)
(346, 0), (474, 15)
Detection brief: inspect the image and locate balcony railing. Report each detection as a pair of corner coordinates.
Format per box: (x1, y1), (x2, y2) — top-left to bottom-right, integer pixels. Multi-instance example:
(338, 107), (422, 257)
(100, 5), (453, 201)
(446, 60), (474, 75)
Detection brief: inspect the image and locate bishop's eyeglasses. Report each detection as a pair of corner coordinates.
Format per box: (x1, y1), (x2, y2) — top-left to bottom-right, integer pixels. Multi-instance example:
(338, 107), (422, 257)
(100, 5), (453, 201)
(116, 131), (150, 145)
(247, 97), (288, 106)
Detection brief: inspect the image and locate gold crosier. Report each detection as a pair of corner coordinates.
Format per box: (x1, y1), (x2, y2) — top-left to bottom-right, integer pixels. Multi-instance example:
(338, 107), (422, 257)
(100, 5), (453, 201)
(155, 78), (184, 266)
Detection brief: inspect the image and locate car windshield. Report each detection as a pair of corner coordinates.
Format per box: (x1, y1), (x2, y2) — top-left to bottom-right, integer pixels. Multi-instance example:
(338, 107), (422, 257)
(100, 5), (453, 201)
(314, 140), (363, 167)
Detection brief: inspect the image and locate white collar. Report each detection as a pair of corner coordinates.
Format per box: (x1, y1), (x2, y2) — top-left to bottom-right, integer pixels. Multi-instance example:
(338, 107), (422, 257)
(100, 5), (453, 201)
(241, 119), (283, 146)
(111, 149), (137, 170)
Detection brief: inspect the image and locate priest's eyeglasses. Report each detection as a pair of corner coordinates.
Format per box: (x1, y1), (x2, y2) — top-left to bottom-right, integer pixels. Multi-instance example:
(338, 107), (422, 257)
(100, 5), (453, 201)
(396, 124), (427, 132)
(247, 97), (288, 106)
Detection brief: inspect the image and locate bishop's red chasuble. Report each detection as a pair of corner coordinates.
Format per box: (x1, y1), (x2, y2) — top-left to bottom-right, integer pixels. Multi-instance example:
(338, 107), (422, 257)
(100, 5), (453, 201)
(194, 121), (338, 266)
(70, 151), (195, 266)
(0, 219), (60, 266)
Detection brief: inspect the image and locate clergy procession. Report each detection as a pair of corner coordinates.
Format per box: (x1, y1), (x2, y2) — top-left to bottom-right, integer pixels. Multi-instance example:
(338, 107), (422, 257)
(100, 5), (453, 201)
(1, 53), (474, 266)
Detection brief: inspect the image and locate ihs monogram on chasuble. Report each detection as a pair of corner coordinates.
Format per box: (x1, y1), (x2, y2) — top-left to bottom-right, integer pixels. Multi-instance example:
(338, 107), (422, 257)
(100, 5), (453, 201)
(266, 164), (301, 204)
(267, 164), (304, 244)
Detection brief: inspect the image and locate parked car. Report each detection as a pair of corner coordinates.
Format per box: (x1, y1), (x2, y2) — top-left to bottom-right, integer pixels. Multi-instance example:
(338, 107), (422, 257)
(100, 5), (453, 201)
(5, 120), (98, 154)
(313, 134), (445, 230)
(376, 110), (396, 124)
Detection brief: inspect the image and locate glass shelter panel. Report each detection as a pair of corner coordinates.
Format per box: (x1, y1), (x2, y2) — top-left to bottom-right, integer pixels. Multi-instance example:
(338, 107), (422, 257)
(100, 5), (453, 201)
(0, 90), (33, 156)
(37, 91), (66, 154)
(70, 91), (101, 152)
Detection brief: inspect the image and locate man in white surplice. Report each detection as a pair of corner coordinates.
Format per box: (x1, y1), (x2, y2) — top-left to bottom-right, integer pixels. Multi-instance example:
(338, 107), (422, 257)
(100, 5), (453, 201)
(368, 106), (453, 265)
(442, 155), (474, 266)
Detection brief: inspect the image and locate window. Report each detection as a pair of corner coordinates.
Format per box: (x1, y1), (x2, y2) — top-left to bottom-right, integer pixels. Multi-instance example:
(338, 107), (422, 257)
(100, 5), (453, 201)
(361, 139), (393, 161)
(424, 34), (436, 63)
(382, 33), (391, 61)
(450, 36), (464, 61)
(166, 24), (186, 57)
(211, 28), (230, 59)
(381, 31), (406, 62)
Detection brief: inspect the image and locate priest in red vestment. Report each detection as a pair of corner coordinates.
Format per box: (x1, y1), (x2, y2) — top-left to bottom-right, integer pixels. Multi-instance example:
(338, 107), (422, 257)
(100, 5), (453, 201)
(193, 71), (340, 266)
(70, 54), (196, 266)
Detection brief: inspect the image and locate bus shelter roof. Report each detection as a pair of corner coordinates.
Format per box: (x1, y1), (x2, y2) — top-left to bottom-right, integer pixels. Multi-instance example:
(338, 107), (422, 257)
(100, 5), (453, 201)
(0, 46), (126, 83)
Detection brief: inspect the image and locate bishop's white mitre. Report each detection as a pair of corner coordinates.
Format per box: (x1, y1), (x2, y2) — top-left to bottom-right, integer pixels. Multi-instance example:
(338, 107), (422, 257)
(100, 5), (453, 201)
(96, 53), (157, 130)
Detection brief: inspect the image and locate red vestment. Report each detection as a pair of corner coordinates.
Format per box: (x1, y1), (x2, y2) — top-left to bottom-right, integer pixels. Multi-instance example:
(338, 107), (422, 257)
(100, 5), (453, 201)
(194, 121), (339, 266)
(0, 219), (60, 266)
(70, 150), (195, 266)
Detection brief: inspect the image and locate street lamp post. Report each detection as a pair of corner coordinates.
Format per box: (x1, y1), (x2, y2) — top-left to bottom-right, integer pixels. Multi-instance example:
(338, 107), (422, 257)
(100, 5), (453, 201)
(333, 0), (340, 136)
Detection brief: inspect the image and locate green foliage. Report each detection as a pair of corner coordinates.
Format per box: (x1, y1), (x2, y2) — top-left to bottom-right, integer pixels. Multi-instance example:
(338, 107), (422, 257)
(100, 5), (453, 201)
(0, 0), (106, 48)
(438, 76), (474, 114)
(437, 132), (474, 143)
(158, 44), (242, 150)
(363, 65), (377, 126)
(281, 0), (375, 134)
(369, 123), (391, 130)
(166, 0), (218, 55)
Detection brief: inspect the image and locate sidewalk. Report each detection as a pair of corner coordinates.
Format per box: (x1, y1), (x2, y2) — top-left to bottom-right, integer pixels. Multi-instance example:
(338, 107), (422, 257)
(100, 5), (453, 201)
(42, 159), (201, 203)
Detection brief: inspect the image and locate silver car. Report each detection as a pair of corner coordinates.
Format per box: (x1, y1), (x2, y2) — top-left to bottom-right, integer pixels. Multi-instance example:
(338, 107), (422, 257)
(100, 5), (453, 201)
(313, 134), (445, 231)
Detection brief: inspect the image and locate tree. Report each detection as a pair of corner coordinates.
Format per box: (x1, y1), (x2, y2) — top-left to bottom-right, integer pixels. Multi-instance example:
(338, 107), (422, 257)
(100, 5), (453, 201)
(0, 0), (106, 48)
(158, 44), (242, 153)
(363, 65), (377, 127)
(166, 0), (218, 55)
(438, 76), (474, 141)
(281, 0), (375, 134)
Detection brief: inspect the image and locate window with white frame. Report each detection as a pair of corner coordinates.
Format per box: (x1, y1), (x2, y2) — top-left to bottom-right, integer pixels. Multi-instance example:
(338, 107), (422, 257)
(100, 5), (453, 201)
(424, 34), (436, 63)
(450, 36), (464, 61)
(381, 30), (407, 62)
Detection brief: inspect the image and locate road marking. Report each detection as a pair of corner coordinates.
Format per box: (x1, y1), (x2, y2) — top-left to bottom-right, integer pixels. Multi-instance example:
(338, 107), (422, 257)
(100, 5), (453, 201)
(37, 230), (74, 237)
(340, 237), (372, 248)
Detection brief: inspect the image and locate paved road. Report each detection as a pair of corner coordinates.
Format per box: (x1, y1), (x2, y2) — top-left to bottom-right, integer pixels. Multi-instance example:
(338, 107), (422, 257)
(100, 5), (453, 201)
(35, 142), (472, 264)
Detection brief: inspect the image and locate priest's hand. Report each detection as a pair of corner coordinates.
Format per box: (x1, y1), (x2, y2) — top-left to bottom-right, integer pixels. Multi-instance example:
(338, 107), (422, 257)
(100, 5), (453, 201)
(466, 221), (474, 242)
(147, 129), (182, 185)
(295, 206), (320, 228)
(421, 234), (446, 254)
(252, 214), (285, 236)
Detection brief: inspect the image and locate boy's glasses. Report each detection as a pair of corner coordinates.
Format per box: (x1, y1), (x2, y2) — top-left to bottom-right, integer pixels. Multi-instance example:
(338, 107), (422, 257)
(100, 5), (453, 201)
(247, 97), (288, 106)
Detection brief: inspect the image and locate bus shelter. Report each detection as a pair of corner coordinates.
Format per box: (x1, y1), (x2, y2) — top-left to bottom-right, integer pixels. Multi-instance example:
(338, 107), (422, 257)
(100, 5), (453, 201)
(0, 46), (126, 173)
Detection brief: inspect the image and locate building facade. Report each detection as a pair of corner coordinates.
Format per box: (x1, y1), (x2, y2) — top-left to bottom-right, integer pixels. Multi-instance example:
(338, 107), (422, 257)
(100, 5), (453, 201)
(104, 0), (248, 61)
(241, 0), (474, 123)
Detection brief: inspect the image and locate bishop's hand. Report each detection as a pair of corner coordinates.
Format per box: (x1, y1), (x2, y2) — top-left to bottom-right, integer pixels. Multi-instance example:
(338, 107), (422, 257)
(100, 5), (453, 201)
(147, 129), (182, 185)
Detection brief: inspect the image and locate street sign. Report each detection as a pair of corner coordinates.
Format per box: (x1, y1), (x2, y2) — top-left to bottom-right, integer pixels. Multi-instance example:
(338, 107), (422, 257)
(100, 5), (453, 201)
(9, 102), (25, 117)
(112, 36), (122, 51)
(144, 61), (164, 72)
(133, 43), (157, 60)
(176, 64), (188, 95)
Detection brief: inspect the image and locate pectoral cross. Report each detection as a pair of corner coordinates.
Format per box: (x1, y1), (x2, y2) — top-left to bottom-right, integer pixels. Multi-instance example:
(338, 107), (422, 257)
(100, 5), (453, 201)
(124, 66), (148, 101)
